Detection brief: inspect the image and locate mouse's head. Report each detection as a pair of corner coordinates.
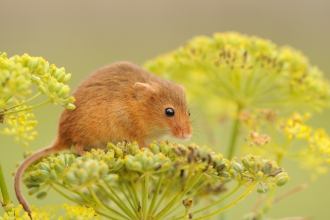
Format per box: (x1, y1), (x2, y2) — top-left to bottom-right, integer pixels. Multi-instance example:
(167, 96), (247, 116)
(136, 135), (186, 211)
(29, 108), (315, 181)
(134, 80), (193, 141)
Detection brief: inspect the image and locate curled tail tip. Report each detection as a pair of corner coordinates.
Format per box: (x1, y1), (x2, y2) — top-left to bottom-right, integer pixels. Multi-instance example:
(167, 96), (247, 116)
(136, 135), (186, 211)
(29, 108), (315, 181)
(14, 145), (57, 217)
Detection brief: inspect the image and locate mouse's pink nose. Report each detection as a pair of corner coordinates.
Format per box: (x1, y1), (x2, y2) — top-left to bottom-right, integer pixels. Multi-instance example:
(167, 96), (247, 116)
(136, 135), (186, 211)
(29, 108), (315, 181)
(181, 132), (192, 140)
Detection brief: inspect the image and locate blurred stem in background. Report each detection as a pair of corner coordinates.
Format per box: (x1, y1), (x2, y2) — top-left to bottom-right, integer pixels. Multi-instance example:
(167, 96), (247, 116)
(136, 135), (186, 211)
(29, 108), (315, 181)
(227, 103), (243, 159)
(0, 162), (14, 212)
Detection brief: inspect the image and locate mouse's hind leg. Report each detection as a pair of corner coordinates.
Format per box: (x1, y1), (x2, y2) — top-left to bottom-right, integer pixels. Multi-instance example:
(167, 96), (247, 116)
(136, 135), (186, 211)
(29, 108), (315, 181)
(73, 145), (87, 156)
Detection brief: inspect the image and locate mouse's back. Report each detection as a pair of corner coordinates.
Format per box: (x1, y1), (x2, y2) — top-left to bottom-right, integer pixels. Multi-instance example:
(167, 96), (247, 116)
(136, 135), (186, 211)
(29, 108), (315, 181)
(56, 62), (193, 149)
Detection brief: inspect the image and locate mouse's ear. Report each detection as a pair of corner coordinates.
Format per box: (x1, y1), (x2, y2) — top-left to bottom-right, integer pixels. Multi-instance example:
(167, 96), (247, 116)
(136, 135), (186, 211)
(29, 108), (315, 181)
(179, 85), (186, 93)
(134, 82), (155, 100)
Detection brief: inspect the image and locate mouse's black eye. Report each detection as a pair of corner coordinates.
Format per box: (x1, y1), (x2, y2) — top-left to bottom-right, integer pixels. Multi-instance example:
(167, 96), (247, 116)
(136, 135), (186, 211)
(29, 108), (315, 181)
(165, 108), (175, 117)
(188, 110), (191, 116)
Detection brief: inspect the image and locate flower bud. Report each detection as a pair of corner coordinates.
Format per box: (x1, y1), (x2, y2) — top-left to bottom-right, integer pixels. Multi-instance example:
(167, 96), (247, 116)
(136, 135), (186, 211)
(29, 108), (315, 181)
(28, 187), (40, 195)
(65, 103), (76, 110)
(49, 169), (57, 181)
(276, 174), (289, 186)
(113, 158), (125, 170)
(54, 163), (64, 174)
(103, 174), (119, 185)
(39, 162), (50, 172)
(61, 73), (72, 83)
(233, 163), (244, 172)
(257, 185), (269, 193)
(36, 191), (47, 199)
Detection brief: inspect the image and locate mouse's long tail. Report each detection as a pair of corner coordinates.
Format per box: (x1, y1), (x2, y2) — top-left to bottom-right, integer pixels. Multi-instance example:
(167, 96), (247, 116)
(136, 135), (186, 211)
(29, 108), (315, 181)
(14, 145), (57, 214)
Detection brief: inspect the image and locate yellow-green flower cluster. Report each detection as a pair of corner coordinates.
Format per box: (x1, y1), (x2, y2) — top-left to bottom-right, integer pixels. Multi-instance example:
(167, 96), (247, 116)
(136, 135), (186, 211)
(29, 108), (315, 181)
(144, 32), (330, 113)
(280, 112), (311, 140)
(59, 204), (100, 220)
(300, 129), (330, 178)
(0, 204), (99, 220)
(0, 104), (38, 147)
(276, 112), (330, 177)
(0, 53), (74, 109)
(0, 205), (32, 220)
(0, 52), (75, 110)
(0, 205), (57, 220)
(242, 110), (330, 178)
(0, 53), (31, 109)
(22, 141), (289, 219)
(241, 154), (289, 191)
(0, 52), (75, 146)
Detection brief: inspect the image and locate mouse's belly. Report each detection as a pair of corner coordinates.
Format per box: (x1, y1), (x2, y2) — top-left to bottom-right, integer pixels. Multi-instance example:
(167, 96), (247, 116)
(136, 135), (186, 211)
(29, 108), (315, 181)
(145, 130), (168, 145)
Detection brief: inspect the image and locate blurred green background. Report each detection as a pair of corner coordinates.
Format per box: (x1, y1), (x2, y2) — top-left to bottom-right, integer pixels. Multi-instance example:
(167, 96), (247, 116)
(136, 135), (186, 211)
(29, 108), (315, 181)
(1, 0), (330, 219)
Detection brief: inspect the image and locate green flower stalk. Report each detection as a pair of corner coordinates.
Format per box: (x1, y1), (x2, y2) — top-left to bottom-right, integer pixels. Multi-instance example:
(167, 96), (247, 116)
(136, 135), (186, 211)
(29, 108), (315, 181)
(21, 141), (289, 220)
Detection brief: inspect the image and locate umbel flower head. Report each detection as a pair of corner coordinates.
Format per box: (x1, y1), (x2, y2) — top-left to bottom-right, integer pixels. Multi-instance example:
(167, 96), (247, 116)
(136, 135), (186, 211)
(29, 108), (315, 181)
(0, 52), (75, 110)
(22, 141), (289, 220)
(144, 32), (330, 114)
(0, 52), (75, 146)
(241, 110), (330, 179)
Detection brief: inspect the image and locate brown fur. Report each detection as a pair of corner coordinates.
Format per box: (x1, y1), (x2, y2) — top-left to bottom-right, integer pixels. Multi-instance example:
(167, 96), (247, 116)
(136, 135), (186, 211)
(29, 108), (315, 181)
(14, 62), (193, 214)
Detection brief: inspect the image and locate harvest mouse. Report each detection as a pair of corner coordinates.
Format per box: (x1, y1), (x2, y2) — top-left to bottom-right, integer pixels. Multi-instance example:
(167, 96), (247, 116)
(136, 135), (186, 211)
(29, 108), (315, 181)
(14, 61), (193, 214)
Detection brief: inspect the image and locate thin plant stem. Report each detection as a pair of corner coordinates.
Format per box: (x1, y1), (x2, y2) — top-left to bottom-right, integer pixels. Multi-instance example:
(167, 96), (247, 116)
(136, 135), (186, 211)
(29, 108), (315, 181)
(4, 99), (52, 115)
(154, 172), (203, 220)
(152, 176), (173, 215)
(122, 178), (141, 218)
(194, 180), (258, 220)
(147, 172), (164, 218)
(0, 162), (10, 204)
(95, 211), (120, 220)
(129, 174), (140, 204)
(5, 92), (42, 111)
(272, 183), (308, 205)
(173, 183), (242, 220)
(184, 207), (189, 219)
(142, 173), (149, 219)
(101, 183), (131, 211)
(116, 180), (137, 215)
(194, 183), (242, 216)
(54, 182), (94, 204)
(87, 186), (130, 220)
(227, 103), (243, 159)
(0, 161), (14, 212)
(129, 174), (141, 212)
(162, 200), (185, 220)
(54, 183), (127, 219)
(96, 185), (137, 220)
(261, 186), (276, 215)
(251, 195), (266, 212)
(52, 184), (85, 206)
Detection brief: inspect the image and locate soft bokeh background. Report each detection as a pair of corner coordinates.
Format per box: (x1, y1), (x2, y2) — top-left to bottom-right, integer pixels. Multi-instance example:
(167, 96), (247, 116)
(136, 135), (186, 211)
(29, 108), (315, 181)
(1, 0), (330, 219)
